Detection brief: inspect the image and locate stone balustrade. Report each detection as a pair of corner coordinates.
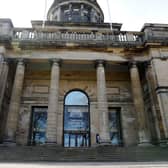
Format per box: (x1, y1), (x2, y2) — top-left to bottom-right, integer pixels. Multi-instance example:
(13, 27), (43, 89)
(13, 28), (144, 46)
(1, 19), (168, 48)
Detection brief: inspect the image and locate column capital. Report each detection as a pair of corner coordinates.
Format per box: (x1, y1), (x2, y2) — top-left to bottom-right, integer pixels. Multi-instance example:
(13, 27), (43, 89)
(129, 61), (138, 69)
(144, 60), (152, 69)
(95, 60), (106, 68)
(49, 58), (62, 66)
(0, 46), (6, 56)
(2, 57), (9, 64)
(16, 58), (28, 65)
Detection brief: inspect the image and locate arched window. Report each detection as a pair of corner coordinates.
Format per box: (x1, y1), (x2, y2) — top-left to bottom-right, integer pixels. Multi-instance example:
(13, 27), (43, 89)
(65, 91), (88, 106)
(63, 90), (90, 147)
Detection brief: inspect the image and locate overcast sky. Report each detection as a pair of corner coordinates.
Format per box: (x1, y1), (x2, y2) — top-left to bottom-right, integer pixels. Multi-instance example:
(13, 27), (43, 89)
(0, 0), (168, 31)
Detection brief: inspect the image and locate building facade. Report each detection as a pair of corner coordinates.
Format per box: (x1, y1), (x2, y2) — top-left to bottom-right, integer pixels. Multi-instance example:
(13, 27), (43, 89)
(0, 0), (168, 148)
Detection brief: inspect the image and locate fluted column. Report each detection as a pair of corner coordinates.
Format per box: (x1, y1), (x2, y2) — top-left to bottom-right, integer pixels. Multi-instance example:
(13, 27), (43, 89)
(96, 60), (111, 144)
(5, 59), (25, 143)
(130, 62), (151, 145)
(0, 59), (9, 111)
(46, 59), (60, 145)
(146, 61), (163, 141)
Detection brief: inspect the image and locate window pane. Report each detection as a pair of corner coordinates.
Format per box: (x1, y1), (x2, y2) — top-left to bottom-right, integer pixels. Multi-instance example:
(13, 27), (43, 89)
(31, 107), (47, 145)
(64, 91), (90, 147)
(65, 91), (88, 105)
(64, 106), (89, 131)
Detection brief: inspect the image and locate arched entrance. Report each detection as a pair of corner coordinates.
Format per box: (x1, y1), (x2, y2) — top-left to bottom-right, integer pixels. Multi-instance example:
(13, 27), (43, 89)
(63, 90), (90, 147)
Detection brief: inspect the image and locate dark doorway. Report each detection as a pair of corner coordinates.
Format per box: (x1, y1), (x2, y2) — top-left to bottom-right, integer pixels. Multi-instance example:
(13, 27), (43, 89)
(108, 108), (123, 146)
(29, 107), (47, 145)
(63, 90), (90, 147)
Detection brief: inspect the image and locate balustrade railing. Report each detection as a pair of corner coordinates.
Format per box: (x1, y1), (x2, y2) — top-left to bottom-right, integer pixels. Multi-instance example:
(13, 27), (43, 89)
(13, 28), (144, 45)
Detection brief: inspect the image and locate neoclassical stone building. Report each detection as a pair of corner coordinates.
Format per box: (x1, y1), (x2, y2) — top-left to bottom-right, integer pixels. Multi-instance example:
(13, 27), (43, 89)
(0, 0), (168, 148)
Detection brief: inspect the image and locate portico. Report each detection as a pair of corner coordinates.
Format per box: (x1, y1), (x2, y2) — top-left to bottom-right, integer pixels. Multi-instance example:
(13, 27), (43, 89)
(0, 51), (154, 147)
(0, 0), (167, 151)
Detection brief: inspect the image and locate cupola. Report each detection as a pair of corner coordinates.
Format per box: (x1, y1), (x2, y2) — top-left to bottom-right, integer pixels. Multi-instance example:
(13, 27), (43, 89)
(47, 0), (104, 23)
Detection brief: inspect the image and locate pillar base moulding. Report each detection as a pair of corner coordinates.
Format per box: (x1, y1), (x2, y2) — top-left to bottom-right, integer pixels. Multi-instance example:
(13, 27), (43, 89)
(3, 138), (16, 147)
(45, 141), (58, 146)
(138, 142), (154, 147)
(98, 139), (111, 145)
(159, 139), (168, 147)
(138, 139), (153, 147)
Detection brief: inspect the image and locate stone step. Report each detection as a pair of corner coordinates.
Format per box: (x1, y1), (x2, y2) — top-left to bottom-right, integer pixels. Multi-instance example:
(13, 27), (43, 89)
(0, 146), (168, 162)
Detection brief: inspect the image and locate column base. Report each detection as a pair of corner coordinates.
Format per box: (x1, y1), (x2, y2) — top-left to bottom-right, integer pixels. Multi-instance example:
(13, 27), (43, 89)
(98, 139), (111, 146)
(3, 139), (16, 147)
(45, 141), (58, 147)
(159, 139), (168, 147)
(138, 141), (153, 147)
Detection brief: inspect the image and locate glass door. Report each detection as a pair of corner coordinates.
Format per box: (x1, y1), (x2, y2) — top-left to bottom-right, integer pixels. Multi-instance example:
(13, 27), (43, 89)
(29, 107), (47, 145)
(64, 132), (90, 147)
(109, 108), (123, 146)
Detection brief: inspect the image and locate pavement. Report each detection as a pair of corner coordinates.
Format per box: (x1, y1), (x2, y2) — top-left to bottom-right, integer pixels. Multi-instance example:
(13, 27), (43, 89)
(0, 162), (168, 168)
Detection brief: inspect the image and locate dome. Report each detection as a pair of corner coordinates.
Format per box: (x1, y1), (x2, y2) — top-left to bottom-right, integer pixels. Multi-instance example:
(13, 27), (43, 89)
(47, 0), (104, 23)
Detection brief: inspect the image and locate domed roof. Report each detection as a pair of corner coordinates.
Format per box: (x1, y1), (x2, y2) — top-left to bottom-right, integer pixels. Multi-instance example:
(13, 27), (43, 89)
(47, 0), (104, 23)
(52, 0), (100, 6)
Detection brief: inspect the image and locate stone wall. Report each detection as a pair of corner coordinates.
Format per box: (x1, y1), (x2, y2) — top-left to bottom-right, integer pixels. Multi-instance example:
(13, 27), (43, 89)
(152, 59), (168, 87)
(150, 49), (168, 139)
(16, 68), (138, 146)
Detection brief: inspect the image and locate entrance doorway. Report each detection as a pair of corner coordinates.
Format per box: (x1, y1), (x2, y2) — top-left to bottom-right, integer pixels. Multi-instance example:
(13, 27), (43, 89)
(108, 108), (123, 146)
(29, 107), (47, 145)
(63, 90), (90, 147)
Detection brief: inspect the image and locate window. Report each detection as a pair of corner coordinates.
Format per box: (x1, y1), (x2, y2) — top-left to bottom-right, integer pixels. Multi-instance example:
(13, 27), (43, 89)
(63, 90), (90, 147)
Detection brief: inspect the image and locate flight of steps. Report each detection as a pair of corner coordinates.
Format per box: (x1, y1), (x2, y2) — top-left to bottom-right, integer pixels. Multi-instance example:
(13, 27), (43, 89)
(0, 146), (168, 162)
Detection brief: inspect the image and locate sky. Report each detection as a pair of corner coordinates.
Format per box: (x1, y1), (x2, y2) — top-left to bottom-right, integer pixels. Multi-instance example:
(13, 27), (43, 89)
(0, 0), (168, 31)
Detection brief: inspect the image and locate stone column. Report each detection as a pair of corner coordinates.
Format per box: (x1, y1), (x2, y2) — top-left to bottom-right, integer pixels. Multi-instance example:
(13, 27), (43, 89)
(96, 60), (111, 144)
(0, 59), (9, 142)
(0, 47), (7, 111)
(0, 59), (9, 111)
(5, 59), (25, 144)
(157, 88), (168, 140)
(145, 61), (163, 141)
(46, 59), (60, 145)
(0, 58), (3, 77)
(130, 62), (151, 145)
